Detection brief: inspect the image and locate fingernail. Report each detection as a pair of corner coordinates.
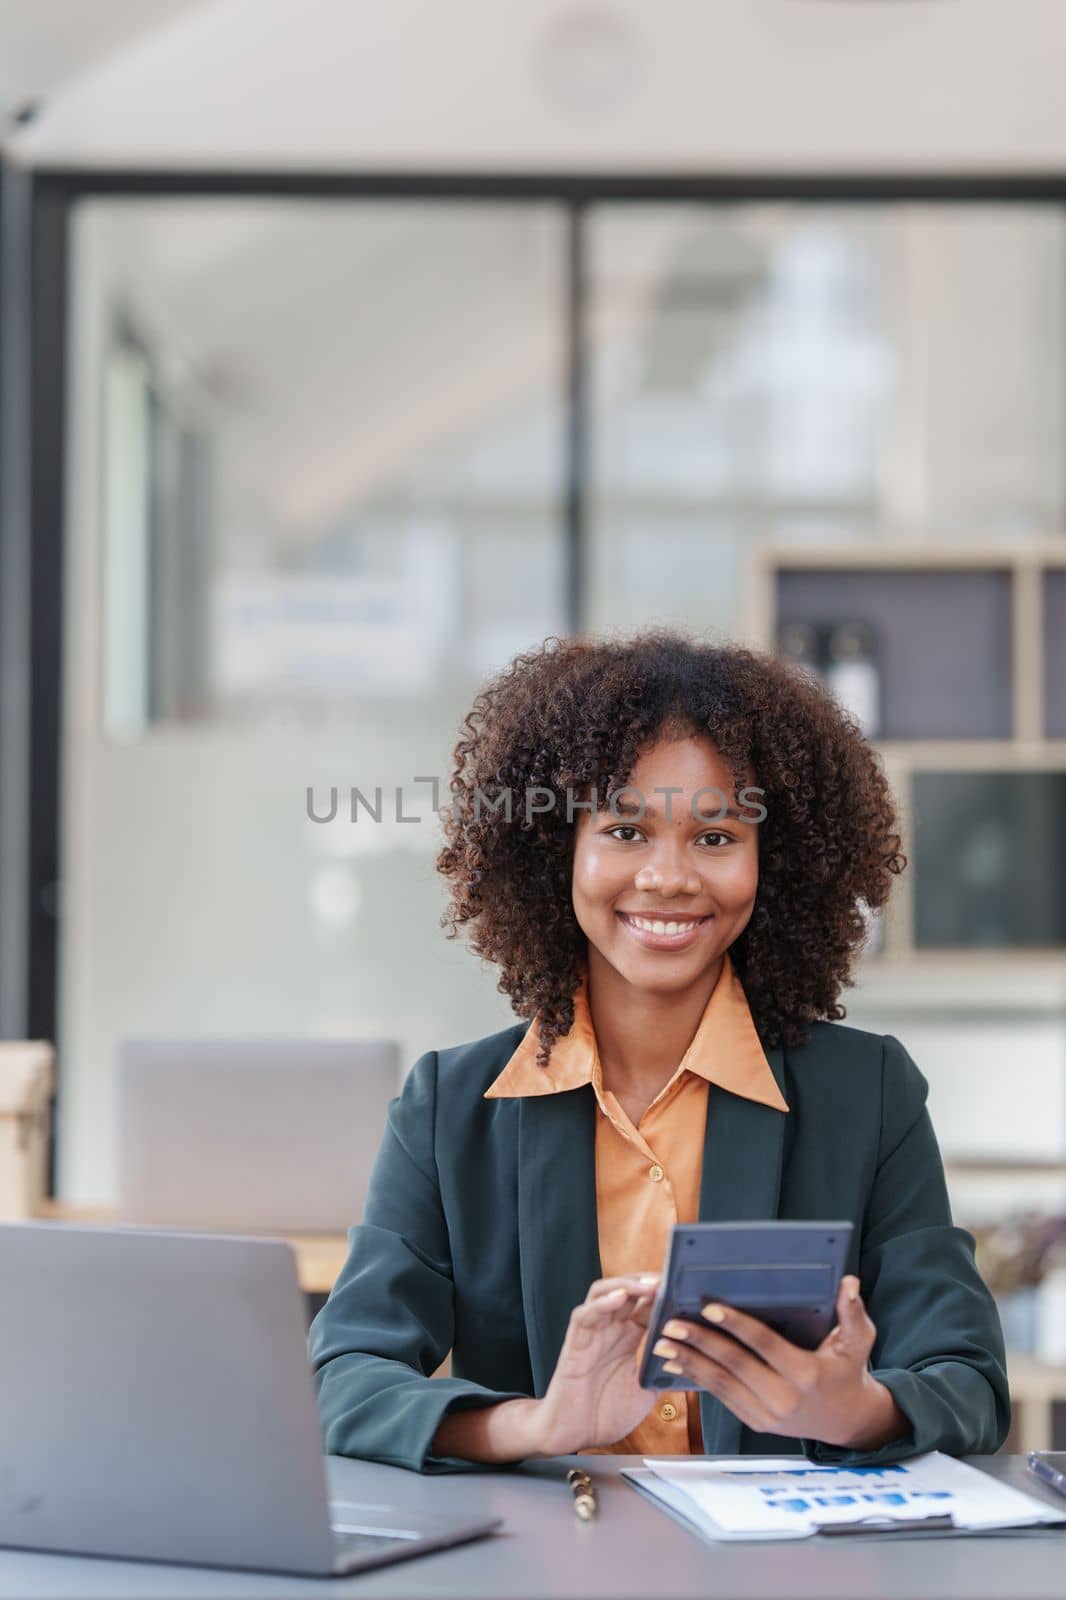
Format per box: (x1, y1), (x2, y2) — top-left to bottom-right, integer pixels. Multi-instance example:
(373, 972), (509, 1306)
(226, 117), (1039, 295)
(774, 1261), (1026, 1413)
(653, 1339), (677, 1358)
(662, 1320), (687, 1339)
(662, 1361), (682, 1374)
(702, 1303), (726, 1324)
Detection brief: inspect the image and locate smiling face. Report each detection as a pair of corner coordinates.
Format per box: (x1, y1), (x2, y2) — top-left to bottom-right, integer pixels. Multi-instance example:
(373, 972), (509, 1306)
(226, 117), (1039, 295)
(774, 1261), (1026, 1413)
(571, 733), (761, 998)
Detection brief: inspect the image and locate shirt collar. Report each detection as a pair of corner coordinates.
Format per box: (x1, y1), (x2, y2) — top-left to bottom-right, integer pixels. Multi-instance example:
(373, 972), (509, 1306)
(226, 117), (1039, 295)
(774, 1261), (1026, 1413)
(484, 948), (788, 1113)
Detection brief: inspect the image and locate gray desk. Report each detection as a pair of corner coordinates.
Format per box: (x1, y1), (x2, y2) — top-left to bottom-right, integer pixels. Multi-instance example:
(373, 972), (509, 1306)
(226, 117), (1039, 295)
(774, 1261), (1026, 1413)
(0, 1456), (1063, 1600)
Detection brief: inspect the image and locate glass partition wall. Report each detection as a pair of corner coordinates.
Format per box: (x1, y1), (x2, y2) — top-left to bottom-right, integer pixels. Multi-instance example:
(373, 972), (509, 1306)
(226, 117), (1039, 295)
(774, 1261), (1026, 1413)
(35, 180), (1066, 1209)
(60, 196), (569, 1201)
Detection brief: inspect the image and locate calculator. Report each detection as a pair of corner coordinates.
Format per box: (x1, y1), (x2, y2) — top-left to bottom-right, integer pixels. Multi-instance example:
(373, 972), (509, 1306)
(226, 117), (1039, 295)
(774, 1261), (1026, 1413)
(639, 1220), (854, 1392)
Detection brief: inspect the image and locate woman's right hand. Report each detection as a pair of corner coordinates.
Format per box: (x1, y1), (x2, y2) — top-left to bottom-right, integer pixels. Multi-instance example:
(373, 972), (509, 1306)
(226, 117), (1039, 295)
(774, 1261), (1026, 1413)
(531, 1274), (661, 1455)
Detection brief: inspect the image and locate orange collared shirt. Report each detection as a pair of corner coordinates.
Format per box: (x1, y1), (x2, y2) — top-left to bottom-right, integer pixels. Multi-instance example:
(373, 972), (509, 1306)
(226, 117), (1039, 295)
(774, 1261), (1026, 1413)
(484, 947), (788, 1456)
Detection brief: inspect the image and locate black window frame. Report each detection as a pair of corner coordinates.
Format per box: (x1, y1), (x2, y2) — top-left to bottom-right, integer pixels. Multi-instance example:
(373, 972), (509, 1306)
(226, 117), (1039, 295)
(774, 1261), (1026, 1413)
(18, 165), (1066, 1190)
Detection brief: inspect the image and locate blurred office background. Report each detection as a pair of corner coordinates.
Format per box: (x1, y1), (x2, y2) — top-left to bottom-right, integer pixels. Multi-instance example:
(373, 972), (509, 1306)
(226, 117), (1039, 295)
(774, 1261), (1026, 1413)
(1, 0), (1066, 1441)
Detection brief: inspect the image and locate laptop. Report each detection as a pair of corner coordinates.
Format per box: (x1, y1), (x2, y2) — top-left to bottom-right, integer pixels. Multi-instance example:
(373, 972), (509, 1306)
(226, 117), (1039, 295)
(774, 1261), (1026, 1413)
(0, 1223), (502, 1576)
(117, 1037), (399, 1232)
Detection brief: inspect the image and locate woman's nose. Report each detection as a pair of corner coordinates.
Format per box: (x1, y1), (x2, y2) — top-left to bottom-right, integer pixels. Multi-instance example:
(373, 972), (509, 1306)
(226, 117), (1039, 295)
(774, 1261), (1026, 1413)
(633, 853), (702, 896)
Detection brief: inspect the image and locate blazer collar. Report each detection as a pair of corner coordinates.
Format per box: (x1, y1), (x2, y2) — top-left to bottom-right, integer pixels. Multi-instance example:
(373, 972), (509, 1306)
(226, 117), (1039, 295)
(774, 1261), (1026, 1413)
(484, 949), (788, 1114)
(503, 952), (790, 1439)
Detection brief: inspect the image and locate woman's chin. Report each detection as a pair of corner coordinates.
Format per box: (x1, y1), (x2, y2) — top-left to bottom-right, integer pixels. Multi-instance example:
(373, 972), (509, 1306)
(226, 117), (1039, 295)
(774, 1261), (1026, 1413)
(606, 943), (723, 992)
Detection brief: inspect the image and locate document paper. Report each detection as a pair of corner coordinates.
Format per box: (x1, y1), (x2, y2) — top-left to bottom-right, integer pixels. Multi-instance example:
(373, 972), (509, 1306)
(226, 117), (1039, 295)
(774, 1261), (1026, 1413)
(631, 1453), (1066, 1541)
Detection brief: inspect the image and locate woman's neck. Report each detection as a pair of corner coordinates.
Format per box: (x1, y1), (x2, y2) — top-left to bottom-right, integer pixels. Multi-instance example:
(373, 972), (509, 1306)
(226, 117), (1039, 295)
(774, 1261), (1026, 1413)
(585, 948), (723, 1102)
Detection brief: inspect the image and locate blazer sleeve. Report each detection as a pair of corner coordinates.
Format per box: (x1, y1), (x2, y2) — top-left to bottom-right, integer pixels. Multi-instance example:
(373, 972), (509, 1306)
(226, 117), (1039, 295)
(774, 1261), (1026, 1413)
(308, 1048), (530, 1472)
(803, 1032), (1011, 1466)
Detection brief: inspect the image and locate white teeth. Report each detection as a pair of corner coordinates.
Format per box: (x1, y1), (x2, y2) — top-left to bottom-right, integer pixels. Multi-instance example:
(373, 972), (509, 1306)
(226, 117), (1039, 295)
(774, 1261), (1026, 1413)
(626, 915), (702, 937)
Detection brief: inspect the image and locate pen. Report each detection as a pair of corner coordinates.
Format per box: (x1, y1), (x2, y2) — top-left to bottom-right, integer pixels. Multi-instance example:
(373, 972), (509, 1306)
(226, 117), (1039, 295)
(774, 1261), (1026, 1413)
(1028, 1452), (1066, 1499)
(567, 1468), (597, 1521)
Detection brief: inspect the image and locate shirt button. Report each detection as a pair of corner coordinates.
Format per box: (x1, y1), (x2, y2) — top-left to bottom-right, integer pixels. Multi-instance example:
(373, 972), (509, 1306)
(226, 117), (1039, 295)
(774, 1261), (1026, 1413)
(660, 1402), (679, 1421)
(648, 1163), (665, 1183)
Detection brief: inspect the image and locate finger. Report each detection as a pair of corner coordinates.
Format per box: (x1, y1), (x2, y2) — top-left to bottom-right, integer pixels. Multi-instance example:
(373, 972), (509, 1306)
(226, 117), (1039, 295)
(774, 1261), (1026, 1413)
(629, 1295), (656, 1330)
(576, 1286), (654, 1323)
(694, 1303), (813, 1385)
(579, 1287), (629, 1314)
(828, 1275), (877, 1357)
(656, 1324), (797, 1417)
(660, 1348), (779, 1436)
(568, 1290), (647, 1353)
(586, 1274), (660, 1303)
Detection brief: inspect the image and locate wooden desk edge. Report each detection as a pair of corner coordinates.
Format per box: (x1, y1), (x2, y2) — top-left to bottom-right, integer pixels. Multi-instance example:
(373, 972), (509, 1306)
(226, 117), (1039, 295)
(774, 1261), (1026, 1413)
(29, 1200), (349, 1295)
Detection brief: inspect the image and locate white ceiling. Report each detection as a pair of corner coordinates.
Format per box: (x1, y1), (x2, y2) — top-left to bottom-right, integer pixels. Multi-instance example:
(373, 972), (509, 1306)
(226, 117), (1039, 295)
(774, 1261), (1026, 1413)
(24, 0), (1066, 547)
(5, 0), (1066, 172)
(0, 0), (206, 124)
(75, 196), (569, 537)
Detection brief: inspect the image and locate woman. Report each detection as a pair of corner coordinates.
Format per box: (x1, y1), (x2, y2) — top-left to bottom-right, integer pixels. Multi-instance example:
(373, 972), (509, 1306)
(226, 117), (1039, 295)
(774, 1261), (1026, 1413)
(309, 631), (1009, 1471)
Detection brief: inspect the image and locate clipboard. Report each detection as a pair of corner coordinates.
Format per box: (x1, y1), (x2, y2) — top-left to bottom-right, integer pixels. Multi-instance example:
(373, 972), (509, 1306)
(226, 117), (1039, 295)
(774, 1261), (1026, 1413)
(621, 1463), (1066, 1544)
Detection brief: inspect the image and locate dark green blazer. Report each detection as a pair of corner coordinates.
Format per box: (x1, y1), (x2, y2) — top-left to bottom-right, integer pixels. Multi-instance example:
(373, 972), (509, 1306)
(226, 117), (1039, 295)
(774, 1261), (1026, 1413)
(309, 1018), (1010, 1473)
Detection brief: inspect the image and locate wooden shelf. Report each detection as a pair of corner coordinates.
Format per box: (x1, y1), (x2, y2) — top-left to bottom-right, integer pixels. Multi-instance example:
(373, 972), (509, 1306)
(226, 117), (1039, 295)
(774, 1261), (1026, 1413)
(754, 537), (1066, 570)
(851, 949), (1066, 997)
(753, 539), (1066, 962)
(872, 740), (1066, 766)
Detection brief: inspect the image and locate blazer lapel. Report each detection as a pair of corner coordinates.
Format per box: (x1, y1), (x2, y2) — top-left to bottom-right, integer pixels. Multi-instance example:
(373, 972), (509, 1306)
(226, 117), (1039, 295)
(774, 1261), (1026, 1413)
(697, 1039), (788, 1453)
(512, 1041), (789, 1445)
(517, 1086), (602, 1396)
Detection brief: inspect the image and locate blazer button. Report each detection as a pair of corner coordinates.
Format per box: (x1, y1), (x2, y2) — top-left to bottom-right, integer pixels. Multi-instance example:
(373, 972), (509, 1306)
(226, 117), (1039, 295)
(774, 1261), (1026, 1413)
(660, 1402), (679, 1421)
(648, 1163), (665, 1182)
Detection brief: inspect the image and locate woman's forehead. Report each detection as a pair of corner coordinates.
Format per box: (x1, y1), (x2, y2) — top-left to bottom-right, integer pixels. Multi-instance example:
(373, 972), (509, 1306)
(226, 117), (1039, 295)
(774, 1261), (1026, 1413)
(625, 734), (753, 787)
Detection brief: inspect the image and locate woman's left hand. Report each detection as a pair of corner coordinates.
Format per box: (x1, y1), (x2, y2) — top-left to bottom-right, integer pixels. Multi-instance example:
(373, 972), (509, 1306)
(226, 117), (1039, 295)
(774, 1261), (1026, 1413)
(652, 1274), (910, 1451)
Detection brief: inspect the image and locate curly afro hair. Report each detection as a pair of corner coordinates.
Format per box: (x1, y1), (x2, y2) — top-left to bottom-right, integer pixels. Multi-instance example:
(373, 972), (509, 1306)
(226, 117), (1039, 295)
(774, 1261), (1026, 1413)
(436, 629), (906, 1067)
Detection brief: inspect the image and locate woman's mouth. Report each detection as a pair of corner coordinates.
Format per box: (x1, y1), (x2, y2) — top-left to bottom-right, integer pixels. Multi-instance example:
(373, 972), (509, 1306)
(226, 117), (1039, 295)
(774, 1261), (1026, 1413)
(616, 911), (713, 951)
